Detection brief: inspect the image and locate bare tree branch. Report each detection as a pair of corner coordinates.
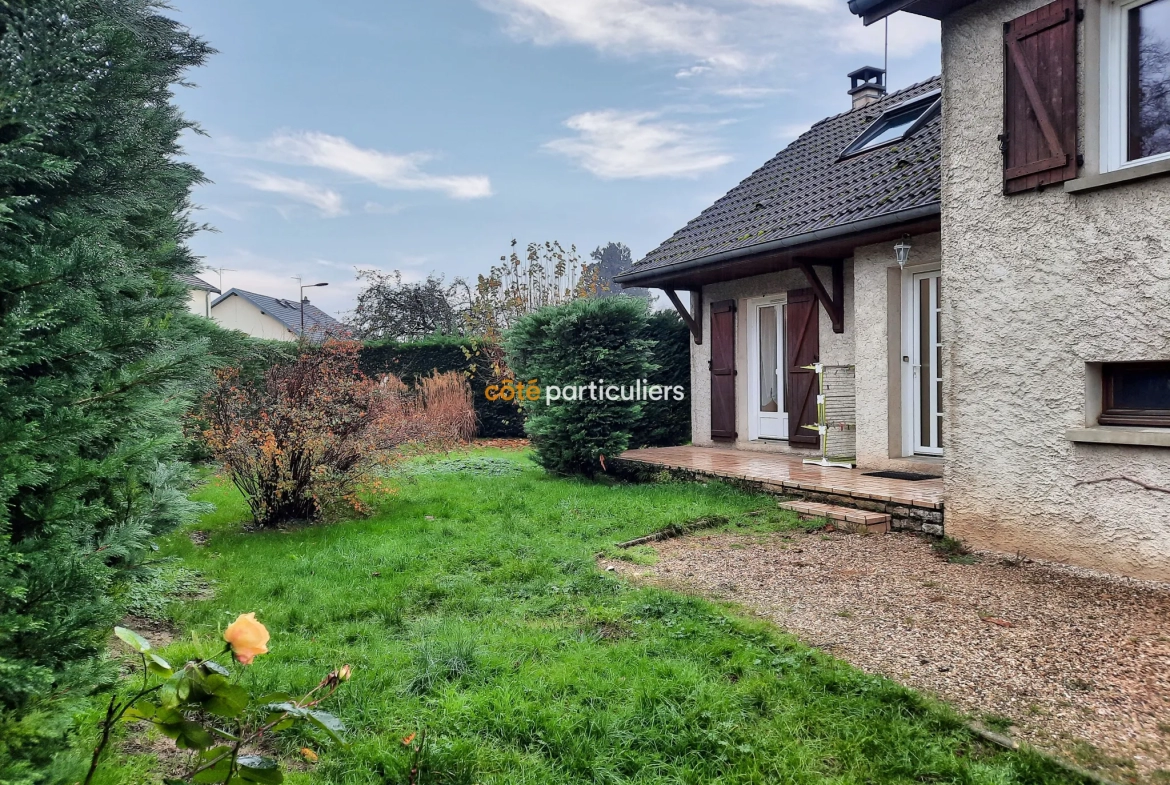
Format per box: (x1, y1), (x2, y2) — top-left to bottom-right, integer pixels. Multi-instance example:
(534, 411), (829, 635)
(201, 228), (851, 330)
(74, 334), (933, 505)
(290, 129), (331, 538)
(1074, 476), (1170, 494)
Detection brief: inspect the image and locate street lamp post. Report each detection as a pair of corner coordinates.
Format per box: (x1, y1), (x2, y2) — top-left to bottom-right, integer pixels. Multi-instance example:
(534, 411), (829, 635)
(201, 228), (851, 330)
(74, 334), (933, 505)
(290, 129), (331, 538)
(299, 282), (328, 337)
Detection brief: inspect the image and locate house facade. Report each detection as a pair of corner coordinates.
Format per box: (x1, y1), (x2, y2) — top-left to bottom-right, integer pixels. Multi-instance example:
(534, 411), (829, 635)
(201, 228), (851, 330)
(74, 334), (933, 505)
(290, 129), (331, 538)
(852, 0), (1170, 578)
(617, 15), (1170, 580)
(178, 273), (220, 318)
(211, 288), (346, 342)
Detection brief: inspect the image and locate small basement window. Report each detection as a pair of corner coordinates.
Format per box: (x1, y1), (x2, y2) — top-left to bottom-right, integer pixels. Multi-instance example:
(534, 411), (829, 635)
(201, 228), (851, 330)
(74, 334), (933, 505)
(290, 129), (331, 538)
(840, 90), (941, 158)
(1099, 361), (1170, 426)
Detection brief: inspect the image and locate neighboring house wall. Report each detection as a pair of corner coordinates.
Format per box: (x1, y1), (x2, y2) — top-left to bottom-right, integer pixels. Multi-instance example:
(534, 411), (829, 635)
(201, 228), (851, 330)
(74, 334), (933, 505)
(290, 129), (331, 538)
(187, 289), (211, 318)
(941, 0), (1170, 579)
(211, 295), (296, 341)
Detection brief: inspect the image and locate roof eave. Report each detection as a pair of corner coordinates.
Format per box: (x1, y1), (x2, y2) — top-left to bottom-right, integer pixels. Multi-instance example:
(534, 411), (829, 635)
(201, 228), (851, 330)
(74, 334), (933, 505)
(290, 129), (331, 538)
(851, 0), (979, 24)
(614, 202), (940, 288)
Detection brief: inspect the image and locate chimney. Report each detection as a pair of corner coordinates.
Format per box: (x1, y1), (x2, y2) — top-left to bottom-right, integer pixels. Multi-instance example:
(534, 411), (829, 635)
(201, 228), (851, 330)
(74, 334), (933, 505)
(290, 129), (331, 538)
(848, 66), (886, 109)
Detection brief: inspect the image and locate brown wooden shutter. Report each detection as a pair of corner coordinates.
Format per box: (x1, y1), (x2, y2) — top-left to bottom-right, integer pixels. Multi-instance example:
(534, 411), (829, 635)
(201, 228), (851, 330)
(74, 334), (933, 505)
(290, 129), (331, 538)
(709, 299), (736, 439)
(1002, 0), (1078, 194)
(785, 289), (820, 448)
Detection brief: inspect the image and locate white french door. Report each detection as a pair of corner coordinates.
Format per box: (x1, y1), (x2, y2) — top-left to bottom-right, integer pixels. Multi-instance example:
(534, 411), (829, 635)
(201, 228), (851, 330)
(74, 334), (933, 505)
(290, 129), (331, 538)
(911, 271), (943, 455)
(748, 297), (787, 440)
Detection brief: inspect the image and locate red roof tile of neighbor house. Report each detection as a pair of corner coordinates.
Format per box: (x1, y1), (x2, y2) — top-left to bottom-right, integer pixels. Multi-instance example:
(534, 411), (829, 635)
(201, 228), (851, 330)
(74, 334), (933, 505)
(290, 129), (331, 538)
(616, 76), (941, 284)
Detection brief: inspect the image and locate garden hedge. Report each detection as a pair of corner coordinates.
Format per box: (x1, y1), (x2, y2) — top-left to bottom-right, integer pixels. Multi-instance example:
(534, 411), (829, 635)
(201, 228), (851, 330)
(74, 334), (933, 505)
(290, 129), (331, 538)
(359, 336), (525, 438)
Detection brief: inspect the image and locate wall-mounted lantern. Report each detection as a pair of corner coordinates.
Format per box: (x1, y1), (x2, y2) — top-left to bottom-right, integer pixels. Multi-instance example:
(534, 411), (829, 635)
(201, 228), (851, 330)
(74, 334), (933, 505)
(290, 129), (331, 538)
(894, 235), (912, 269)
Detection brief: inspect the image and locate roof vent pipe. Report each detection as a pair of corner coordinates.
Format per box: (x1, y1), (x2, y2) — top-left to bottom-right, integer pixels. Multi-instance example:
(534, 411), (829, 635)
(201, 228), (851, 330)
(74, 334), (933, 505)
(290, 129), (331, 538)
(848, 65), (886, 109)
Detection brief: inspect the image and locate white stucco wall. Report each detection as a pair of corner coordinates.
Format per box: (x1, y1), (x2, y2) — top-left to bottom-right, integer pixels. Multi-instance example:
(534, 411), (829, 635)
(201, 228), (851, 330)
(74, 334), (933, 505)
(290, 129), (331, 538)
(941, 0), (1170, 579)
(688, 263), (855, 454)
(853, 233), (943, 471)
(187, 289), (211, 318)
(211, 295), (297, 341)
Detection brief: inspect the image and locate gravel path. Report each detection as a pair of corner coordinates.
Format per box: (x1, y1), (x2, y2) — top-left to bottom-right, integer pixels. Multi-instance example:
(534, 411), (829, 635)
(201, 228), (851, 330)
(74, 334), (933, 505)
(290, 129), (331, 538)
(603, 530), (1170, 783)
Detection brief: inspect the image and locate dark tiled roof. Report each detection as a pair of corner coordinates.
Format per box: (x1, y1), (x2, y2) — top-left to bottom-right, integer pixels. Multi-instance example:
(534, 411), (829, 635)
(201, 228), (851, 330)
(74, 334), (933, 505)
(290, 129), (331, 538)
(211, 288), (348, 341)
(177, 273), (220, 293)
(624, 76), (941, 278)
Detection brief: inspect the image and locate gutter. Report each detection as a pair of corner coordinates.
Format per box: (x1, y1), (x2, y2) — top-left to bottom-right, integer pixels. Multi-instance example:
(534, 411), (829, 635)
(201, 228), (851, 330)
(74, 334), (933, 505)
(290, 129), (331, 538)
(613, 202), (940, 286)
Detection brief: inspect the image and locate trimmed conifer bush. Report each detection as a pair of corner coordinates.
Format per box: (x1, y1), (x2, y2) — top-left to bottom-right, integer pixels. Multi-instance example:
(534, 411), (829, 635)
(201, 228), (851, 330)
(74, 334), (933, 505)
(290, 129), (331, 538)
(506, 296), (655, 476)
(630, 309), (691, 448)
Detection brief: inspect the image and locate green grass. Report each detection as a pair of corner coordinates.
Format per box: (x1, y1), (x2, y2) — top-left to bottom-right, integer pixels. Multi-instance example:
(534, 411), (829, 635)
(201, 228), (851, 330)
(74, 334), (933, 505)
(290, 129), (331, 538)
(91, 449), (1087, 785)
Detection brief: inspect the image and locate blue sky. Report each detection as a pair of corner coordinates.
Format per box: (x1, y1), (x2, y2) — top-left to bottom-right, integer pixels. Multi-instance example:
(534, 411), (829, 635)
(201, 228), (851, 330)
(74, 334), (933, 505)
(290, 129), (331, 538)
(170, 0), (941, 318)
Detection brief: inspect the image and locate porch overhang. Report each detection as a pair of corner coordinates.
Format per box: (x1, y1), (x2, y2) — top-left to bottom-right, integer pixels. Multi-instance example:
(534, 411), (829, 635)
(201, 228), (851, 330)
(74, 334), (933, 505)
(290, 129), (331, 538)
(613, 203), (940, 291)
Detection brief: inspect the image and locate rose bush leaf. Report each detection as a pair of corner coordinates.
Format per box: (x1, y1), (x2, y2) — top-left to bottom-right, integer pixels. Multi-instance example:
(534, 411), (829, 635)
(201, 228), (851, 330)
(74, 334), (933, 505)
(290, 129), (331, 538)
(237, 755), (283, 784)
(306, 710), (347, 746)
(114, 627), (151, 653)
(202, 683), (250, 718)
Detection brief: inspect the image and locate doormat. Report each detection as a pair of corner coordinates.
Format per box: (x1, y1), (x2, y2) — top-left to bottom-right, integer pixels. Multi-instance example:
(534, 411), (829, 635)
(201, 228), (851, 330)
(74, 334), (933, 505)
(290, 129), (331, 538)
(862, 470), (941, 481)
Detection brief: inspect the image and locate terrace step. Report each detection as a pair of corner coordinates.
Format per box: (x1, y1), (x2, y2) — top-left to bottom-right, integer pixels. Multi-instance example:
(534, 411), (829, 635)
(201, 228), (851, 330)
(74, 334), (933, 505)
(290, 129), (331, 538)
(778, 501), (891, 534)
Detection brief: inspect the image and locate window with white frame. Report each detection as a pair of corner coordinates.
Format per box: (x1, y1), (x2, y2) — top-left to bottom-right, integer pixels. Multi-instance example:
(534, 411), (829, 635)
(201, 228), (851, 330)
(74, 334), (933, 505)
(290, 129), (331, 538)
(1102, 0), (1170, 171)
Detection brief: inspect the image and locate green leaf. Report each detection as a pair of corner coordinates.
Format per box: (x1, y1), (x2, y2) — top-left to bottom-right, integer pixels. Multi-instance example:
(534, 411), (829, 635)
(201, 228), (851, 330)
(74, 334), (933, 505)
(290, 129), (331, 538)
(114, 626), (151, 653)
(237, 755), (283, 784)
(202, 683), (249, 718)
(306, 710), (347, 747)
(122, 698), (156, 721)
(192, 748), (233, 784)
(158, 720), (216, 750)
(200, 745), (234, 761)
(147, 653), (173, 677)
(203, 660), (231, 677)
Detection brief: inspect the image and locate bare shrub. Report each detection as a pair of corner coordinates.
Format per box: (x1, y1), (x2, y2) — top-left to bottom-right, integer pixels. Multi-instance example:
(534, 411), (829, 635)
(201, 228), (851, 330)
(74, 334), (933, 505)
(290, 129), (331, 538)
(203, 341), (474, 526)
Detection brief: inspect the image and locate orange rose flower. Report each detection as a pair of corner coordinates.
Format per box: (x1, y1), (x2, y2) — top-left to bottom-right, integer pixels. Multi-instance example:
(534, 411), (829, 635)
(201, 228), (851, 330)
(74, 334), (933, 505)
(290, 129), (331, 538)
(223, 613), (269, 665)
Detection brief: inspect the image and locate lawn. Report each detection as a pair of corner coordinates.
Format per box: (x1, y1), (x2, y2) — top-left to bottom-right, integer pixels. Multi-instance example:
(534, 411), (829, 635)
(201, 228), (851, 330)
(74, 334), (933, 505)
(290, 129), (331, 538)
(90, 450), (1086, 784)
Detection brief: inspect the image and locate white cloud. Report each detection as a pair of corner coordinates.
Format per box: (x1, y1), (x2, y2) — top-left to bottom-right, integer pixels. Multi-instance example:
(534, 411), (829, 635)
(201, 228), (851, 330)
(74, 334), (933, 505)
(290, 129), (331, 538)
(676, 64), (713, 78)
(239, 172), (345, 217)
(261, 131), (492, 200)
(481, 0), (940, 100)
(480, 0), (747, 69)
(363, 201), (406, 215)
(545, 109), (732, 179)
(832, 12), (940, 57)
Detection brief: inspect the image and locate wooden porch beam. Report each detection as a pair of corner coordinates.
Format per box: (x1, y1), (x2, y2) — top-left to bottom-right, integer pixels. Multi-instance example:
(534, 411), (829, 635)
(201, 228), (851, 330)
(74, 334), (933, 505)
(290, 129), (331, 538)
(663, 288), (702, 345)
(795, 258), (845, 334)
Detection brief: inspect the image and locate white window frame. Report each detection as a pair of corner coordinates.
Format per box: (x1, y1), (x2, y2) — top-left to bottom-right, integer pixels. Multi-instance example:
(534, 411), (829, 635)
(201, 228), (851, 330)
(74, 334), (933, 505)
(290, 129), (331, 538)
(1100, 0), (1170, 172)
(745, 294), (787, 442)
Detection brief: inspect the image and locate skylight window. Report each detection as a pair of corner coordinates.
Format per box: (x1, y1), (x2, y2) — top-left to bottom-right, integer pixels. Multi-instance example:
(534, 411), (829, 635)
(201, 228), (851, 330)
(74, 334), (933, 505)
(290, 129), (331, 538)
(841, 90), (941, 157)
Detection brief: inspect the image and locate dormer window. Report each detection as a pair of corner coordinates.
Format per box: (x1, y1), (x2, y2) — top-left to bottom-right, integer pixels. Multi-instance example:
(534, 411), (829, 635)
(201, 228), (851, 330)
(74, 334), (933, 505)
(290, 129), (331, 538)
(841, 90), (941, 158)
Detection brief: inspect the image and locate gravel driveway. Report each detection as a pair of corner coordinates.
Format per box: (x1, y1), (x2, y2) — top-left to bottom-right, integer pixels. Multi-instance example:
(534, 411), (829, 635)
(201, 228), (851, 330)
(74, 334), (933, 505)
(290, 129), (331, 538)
(603, 529), (1170, 784)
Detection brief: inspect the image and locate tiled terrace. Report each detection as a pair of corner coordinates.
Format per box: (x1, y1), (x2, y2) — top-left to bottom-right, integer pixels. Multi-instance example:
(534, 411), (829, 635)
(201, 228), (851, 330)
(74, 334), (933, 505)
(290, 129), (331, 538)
(616, 445), (945, 533)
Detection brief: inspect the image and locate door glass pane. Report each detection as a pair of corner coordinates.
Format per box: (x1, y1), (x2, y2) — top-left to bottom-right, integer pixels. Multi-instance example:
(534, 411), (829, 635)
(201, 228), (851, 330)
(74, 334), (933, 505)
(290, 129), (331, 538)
(759, 306), (779, 412)
(1128, 0), (1170, 160)
(919, 279), (931, 442)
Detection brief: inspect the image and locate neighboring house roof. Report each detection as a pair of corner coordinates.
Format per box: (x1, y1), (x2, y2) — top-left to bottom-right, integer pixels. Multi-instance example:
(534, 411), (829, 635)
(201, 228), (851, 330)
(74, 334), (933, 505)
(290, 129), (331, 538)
(618, 76), (941, 284)
(177, 273), (220, 294)
(210, 288), (348, 340)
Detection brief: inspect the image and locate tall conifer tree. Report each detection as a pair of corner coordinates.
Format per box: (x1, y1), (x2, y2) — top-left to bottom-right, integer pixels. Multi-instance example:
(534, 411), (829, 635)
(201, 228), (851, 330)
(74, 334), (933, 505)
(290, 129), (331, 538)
(0, 2), (212, 779)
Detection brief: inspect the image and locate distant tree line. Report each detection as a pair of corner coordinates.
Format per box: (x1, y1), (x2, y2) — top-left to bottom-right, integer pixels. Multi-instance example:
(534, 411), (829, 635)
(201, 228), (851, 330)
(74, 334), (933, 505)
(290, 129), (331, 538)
(350, 240), (651, 343)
